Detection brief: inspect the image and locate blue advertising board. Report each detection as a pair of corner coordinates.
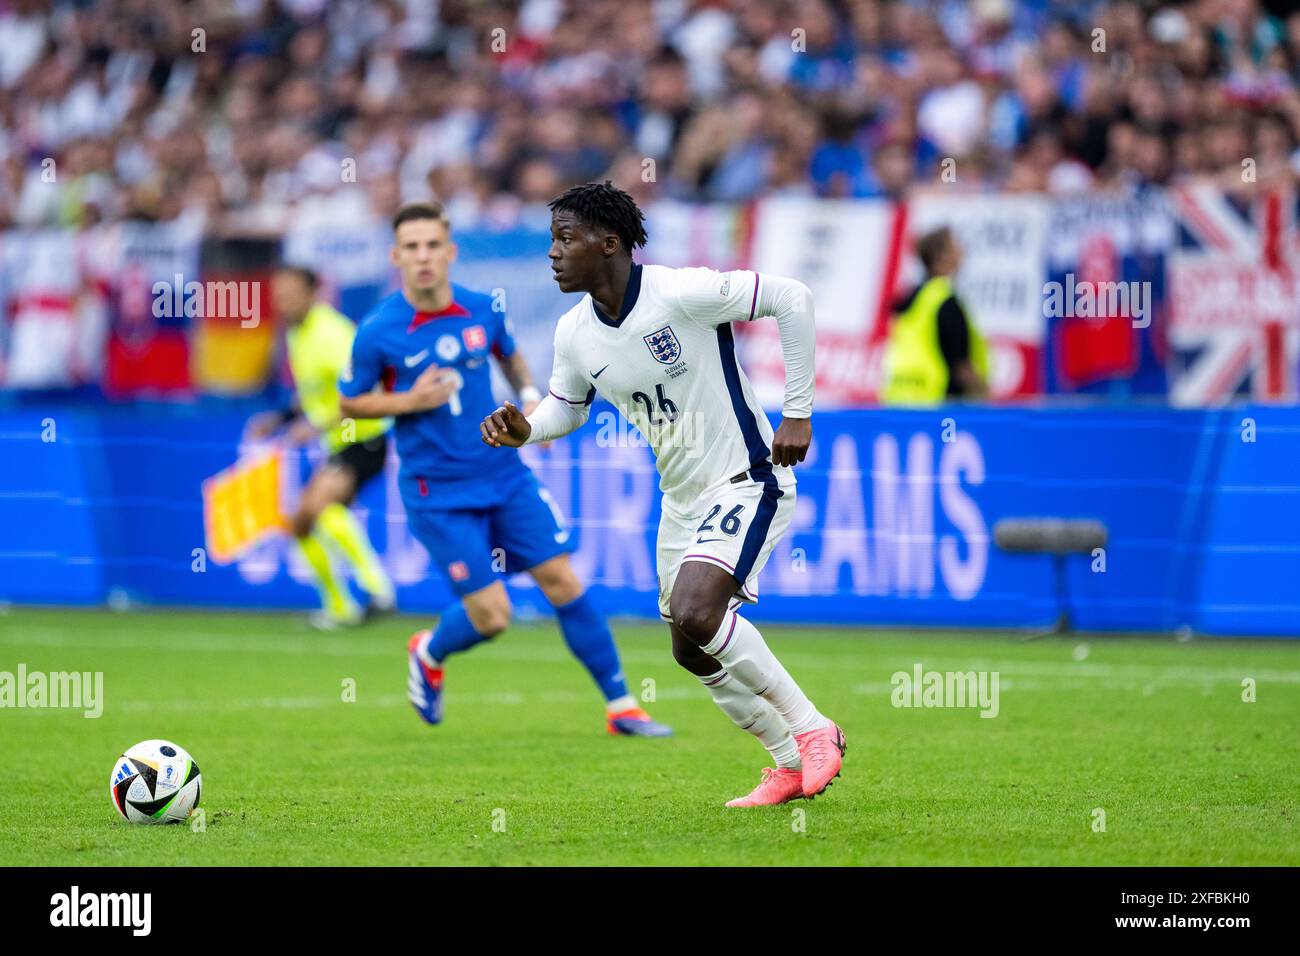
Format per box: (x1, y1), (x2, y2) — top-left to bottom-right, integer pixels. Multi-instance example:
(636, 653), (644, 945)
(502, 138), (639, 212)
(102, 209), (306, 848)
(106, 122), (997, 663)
(0, 400), (1295, 636)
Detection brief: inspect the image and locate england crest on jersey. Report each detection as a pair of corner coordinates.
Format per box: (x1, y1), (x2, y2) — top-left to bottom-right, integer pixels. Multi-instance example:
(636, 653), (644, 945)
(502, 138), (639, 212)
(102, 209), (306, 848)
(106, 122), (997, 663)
(644, 326), (682, 365)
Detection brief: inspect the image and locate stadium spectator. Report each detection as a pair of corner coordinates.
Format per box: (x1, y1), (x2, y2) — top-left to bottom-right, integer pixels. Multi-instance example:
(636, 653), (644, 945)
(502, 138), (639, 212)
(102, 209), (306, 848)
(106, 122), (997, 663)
(0, 0), (1295, 230)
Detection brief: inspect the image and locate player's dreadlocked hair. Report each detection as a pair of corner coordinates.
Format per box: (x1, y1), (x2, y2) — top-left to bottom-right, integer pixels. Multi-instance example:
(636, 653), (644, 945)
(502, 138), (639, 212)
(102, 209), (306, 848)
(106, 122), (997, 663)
(548, 181), (648, 252)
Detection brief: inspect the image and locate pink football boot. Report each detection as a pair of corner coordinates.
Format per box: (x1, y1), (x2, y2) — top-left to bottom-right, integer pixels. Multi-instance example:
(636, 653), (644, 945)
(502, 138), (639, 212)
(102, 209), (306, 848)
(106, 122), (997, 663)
(793, 722), (846, 798)
(725, 767), (805, 808)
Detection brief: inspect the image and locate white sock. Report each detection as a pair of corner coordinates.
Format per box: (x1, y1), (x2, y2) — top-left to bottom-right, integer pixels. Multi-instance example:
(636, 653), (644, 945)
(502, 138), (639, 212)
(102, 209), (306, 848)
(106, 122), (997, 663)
(605, 694), (636, 714)
(699, 669), (801, 769)
(701, 608), (828, 736)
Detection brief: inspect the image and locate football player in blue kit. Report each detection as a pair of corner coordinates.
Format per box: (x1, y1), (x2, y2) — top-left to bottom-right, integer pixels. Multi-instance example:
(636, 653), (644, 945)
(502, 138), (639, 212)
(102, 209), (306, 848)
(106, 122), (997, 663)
(338, 201), (670, 737)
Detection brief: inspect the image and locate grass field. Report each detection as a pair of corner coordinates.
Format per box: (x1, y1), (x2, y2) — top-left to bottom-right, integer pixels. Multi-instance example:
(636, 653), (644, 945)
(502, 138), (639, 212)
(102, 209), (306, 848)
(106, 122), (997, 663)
(1, 607), (1297, 866)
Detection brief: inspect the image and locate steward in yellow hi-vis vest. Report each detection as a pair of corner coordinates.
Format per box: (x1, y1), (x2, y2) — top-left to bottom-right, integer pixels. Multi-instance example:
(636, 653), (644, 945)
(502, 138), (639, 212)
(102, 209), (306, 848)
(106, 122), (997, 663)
(881, 227), (989, 405)
(286, 302), (391, 454)
(244, 266), (397, 630)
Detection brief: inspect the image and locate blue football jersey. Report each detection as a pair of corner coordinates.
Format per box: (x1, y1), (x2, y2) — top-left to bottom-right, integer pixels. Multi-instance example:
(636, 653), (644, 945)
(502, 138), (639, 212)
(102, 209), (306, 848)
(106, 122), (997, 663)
(341, 285), (527, 508)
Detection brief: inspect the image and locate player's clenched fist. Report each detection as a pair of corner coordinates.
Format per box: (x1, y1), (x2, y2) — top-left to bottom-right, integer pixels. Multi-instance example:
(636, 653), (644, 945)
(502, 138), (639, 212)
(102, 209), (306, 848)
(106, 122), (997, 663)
(481, 400), (532, 447)
(771, 416), (812, 468)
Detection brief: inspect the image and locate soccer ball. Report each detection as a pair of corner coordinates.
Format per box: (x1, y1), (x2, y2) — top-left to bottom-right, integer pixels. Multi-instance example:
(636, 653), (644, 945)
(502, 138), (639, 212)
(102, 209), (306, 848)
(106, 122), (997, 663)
(109, 739), (202, 824)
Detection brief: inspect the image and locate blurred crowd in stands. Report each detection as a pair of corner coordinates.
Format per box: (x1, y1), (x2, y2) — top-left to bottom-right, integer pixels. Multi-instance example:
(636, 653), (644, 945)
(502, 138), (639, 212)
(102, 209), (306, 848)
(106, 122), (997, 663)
(0, 0), (1294, 235)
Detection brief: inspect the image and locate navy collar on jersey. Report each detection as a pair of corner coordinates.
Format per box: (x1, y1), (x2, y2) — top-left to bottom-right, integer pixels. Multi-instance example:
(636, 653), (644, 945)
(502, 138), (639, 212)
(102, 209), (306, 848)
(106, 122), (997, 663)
(407, 299), (470, 333)
(591, 262), (642, 328)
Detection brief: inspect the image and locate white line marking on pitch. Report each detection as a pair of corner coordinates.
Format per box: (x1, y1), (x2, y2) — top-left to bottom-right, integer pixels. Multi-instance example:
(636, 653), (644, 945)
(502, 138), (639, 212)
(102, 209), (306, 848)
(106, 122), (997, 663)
(4, 627), (1299, 683)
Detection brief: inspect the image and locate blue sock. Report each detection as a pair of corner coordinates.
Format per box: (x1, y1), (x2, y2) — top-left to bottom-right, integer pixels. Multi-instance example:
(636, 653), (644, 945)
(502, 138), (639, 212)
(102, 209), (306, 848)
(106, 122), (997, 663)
(555, 591), (628, 702)
(425, 602), (490, 663)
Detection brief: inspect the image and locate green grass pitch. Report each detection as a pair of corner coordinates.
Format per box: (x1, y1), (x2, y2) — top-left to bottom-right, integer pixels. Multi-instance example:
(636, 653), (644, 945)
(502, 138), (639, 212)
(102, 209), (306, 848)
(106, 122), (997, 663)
(1, 607), (1297, 866)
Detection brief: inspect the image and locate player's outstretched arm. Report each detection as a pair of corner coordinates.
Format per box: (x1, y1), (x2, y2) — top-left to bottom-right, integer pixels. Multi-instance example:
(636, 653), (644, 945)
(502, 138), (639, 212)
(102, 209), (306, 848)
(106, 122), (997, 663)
(488, 314), (592, 448)
(482, 391), (590, 448)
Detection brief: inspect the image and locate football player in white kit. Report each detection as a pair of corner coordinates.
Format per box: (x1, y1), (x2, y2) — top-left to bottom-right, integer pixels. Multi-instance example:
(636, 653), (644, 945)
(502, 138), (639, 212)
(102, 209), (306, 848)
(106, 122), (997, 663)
(481, 182), (845, 806)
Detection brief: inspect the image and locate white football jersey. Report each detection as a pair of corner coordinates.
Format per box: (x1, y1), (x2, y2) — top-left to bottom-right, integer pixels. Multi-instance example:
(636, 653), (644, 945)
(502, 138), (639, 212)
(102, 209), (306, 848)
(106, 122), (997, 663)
(547, 263), (792, 509)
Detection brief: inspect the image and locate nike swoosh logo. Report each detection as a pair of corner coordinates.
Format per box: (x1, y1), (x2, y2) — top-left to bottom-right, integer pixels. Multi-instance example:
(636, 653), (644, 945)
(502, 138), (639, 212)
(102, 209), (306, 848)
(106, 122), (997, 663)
(404, 350), (429, 367)
(591, 365), (610, 379)
(695, 537), (726, 545)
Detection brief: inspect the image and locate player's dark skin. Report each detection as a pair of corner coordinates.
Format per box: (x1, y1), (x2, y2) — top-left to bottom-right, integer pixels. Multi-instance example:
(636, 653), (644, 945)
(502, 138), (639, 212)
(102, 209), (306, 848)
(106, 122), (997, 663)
(482, 209), (812, 673)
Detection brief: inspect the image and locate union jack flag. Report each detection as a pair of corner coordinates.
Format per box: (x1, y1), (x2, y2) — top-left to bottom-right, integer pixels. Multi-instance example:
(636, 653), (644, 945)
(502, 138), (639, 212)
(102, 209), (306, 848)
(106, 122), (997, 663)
(1168, 184), (1298, 405)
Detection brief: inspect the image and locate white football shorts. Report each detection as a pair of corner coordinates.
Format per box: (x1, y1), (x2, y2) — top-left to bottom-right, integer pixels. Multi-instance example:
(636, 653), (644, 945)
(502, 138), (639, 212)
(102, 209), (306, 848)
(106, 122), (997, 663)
(656, 463), (796, 621)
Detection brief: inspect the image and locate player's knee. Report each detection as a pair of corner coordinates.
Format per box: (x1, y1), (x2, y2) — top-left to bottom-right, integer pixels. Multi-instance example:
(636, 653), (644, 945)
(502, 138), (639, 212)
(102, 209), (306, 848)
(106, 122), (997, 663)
(469, 602), (511, 637)
(669, 595), (725, 646)
(671, 633), (709, 670)
(533, 561), (583, 606)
